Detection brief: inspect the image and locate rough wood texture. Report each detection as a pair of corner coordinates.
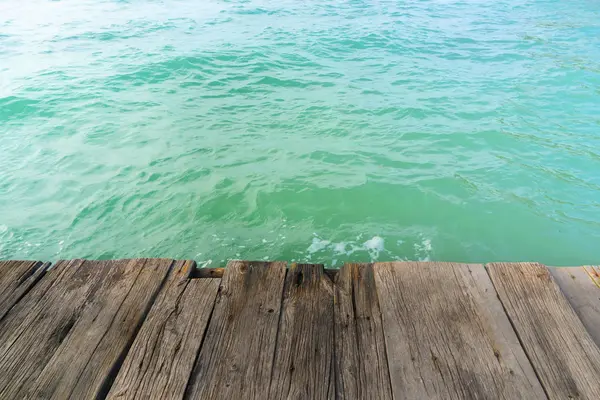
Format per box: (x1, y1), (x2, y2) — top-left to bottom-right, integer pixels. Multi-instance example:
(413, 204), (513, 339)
(269, 264), (335, 400)
(0, 259), (90, 398)
(550, 266), (600, 347)
(488, 262), (600, 399)
(3, 258), (600, 399)
(108, 260), (220, 400)
(0, 260), (49, 321)
(374, 261), (546, 399)
(0, 259), (172, 399)
(186, 261), (287, 399)
(334, 263), (392, 400)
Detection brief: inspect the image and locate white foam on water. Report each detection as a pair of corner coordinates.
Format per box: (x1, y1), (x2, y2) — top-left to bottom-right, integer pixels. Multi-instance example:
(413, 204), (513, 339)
(414, 237), (433, 261)
(298, 233), (437, 265)
(423, 239), (432, 251)
(364, 236), (385, 260)
(364, 236), (384, 252)
(303, 234), (388, 262)
(307, 237), (331, 254)
(333, 242), (347, 254)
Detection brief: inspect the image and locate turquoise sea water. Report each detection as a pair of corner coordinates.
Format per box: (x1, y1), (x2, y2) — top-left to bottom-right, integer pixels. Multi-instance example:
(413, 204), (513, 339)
(1, 0), (600, 266)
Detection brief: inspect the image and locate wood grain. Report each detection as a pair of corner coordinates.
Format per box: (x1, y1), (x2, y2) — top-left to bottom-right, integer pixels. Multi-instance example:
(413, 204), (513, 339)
(334, 263), (392, 400)
(269, 263), (335, 400)
(374, 261), (546, 399)
(0, 260), (49, 321)
(0, 259), (91, 398)
(186, 261), (286, 399)
(108, 260), (220, 400)
(488, 262), (600, 399)
(0, 259), (172, 399)
(549, 266), (600, 347)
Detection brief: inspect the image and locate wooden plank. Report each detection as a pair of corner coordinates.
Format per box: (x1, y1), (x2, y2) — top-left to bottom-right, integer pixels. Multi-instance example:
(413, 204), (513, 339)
(550, 266), (600, 347)
(0, 258), (172, 399)
(107, 260), (220, 400)
(0, 260), (49, 321)
(0, 259), (93, 397)
(334, 263), (392, 400)
(269, 263), (335, 400)
(374, 262), (546, 399)
(488, 262), (600, 399)
(186, 260), (286, 399)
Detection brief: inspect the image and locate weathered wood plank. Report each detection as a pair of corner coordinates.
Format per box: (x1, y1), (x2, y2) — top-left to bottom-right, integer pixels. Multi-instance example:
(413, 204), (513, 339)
(186, 261), (286, 399)
(269, 263), (335, 400)
(0, 259), (92, 397)
(488, 262), (600, 399)
(549, 266), (600, 347)
(0, 259), (172, 399)
(107, 260), (220, 400)
(374, 261), (546, 399)
(0, 260), (49, 321)
(334, 263), (392, 400)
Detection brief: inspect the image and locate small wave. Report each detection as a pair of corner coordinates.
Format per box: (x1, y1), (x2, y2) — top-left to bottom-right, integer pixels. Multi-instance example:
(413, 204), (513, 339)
(0, 96), (42, 120)
(254, 76), (333, 88)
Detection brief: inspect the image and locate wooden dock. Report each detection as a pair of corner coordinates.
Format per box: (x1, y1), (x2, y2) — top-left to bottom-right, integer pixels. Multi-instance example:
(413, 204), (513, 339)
(1, 259), (600, 399)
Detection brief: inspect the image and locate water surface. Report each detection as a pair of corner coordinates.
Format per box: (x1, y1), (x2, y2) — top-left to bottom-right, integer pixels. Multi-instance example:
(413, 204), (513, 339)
(1, 0), (600, 266)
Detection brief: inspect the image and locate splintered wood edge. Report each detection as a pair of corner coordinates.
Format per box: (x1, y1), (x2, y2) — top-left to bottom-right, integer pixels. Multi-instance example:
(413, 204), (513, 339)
(192, 268), (225, 279)
(191, 265), (338, 279)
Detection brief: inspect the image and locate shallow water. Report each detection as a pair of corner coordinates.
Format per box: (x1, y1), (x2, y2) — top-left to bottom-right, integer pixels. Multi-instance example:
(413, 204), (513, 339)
(1, 0), (600, 266)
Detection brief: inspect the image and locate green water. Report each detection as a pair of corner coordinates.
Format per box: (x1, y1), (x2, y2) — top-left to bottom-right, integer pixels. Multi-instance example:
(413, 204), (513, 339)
(1, 0), (600, 266)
